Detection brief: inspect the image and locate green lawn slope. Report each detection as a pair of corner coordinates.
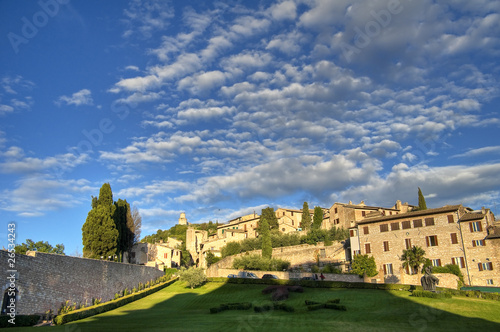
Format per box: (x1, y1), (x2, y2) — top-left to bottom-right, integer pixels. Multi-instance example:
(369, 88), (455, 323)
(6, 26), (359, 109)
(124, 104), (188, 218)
(8, 281), (500, 331)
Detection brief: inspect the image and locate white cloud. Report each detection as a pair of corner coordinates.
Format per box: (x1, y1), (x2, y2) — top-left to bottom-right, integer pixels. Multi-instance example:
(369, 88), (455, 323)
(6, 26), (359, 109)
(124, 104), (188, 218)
(452, 146), (500, 159)
(269, 1), (297, 21)
(122, 0), (174, 39)
(55, 89), (93, 107)
(0, 104), (14, 115)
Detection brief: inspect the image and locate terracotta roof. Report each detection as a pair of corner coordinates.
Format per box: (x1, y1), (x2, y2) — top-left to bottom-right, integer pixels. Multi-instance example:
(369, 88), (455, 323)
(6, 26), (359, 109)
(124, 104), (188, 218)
(460, 213), (485, 221)
(357, 205), (462, 225)
(486, 225), (500, 239)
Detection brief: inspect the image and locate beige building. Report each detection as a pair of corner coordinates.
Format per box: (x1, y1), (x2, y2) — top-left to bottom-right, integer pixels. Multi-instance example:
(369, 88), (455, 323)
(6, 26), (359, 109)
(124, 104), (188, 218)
(349, 205), (499, 286)
(325, 200), (415, 230)
(125, 241), (182, 270)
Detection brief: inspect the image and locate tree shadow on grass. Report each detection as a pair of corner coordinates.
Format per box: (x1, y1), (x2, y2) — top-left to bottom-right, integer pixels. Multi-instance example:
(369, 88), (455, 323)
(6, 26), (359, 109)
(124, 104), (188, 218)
(9, 281), (500, 332)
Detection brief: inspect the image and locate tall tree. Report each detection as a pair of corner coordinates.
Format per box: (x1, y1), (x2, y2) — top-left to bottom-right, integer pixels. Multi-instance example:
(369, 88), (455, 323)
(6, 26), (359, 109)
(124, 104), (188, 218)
(82, 183), (119, 259)
(260, 217), (272, 259)
(14, 239), (65, 255)
(300, 202), (311, 230)
(114, 199), (135, 261)
(401, 246), (427, 275)
(131, 206), (142, 243)
(418, 187), (427, 210)
(312, 206), (324, 230)
(258, 207), (279, 232)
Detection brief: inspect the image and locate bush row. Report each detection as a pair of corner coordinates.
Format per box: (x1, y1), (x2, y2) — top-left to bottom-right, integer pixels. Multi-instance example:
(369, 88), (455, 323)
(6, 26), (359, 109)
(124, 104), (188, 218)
(411, 290), (452, 299)
(0, 315), (40, 328)
(307, 303), (347, 311)
(254, 302), (294, 313)
(210, 302), (252, 314)
(445, 289), (500, 301)
(208, 277), (425, 291)
(54, 277), (178, 325)
(232, 254), (291, 271)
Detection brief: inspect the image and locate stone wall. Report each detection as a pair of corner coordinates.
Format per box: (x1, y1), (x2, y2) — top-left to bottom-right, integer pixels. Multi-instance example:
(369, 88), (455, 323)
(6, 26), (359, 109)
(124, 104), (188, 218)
(209, 268), (364, 282)
(0, 251), (164, 315)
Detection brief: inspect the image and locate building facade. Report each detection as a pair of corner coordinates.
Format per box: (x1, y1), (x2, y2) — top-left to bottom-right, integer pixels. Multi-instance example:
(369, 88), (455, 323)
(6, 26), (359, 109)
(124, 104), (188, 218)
(349, 205), (499, 286)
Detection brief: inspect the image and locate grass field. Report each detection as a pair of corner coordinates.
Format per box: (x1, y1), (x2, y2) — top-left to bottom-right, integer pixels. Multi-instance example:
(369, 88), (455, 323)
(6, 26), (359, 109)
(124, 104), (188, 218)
(10, 281), (500, 331)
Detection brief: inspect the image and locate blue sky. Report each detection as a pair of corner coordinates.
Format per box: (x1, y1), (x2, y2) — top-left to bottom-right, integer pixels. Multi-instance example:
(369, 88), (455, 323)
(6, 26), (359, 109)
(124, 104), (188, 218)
(1, 0), (499, 256)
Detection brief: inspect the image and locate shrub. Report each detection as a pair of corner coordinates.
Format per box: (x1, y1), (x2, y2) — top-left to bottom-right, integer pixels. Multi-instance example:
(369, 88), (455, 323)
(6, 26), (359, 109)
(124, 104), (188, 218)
(210, 302), (252, 313)
(232, 254), (290, 271)
(179, 266), (207, 289)
(221, 241), (242, 258)
(164, 268), (178, 279)
(412, 290), (452, 299)
(351, 254), (378, 277)
(322, 263), (342, 274)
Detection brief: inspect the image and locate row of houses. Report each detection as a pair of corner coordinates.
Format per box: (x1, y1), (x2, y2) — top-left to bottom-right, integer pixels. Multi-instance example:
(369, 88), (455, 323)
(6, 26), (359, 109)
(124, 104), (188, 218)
(131, 199), (500, 287)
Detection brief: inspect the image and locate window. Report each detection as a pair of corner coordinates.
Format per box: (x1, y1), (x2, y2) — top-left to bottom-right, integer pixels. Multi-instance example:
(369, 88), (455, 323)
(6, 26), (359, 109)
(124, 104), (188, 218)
(487, 279), (494, 285)
(432, 259), (442, 267)
(472, 240), (485, 247)
(390, 222), (400, 231)
(365, 243), (371, 254)
(450, 233), (458, 244)
(380, 224), (389, 232)
(383, 263), (393, 275)
(478, 262), (493, 271)
(402, 220), (411, 229)
(426, 235), (438, 247)
(383, 241), (390, 252)
(470, 221), (483, 232)
(363, 226), (369, 235)
(405, 238), (412, 250)
(362, 211), (366, 217)
(350, 229), (357, 237)
(413, 219), (423, 228)
(447, 215), (454, 223)
(334, 208), (338, 214)
(425, 217), (435, 226)
(452, 257), (466, 268)
(353, 250), (360, 255)
(282, 228), (285, 232)
(164, 253), (168, 259)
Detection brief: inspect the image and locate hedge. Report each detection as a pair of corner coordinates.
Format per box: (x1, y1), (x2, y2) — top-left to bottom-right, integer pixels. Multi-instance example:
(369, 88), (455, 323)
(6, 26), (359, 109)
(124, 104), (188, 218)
(412, 290), (452, 299)
(210, 302), (252, 314)
(207, 277), (424, 291)
(0, 315), (40, 328)
(254, 302), (294, 313)
(54, 277), (178, 325)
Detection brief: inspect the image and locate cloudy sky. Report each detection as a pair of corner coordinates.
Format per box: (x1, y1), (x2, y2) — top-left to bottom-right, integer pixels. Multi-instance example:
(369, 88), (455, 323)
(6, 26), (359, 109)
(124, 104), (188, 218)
(1, 0), (499, 255)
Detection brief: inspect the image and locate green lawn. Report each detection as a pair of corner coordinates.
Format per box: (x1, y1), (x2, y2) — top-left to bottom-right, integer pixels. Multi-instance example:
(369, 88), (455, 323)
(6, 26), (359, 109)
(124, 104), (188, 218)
(10, 281), (500, 331)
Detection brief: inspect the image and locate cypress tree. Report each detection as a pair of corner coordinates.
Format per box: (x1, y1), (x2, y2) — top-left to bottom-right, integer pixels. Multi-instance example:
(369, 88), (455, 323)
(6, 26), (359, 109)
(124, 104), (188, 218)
(258, 207), (279, 231)
(301, 202), (311, 230)
(312, 206), (323, 230)
(418, 187), (427, 210)
(82, 183), (119, 259)
(260, 217), (272, 259)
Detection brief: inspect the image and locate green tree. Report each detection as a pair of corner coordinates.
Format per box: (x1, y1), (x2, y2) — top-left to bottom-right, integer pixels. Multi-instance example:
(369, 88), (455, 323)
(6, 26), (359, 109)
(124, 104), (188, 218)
(221, 241), (242, 258)
(205, 251), (221, 267)
(351, 254), (378, 277)
(401, 246), (427, 275)
(418, 187), (427, 210)
(82, 183), (119, 259)
(261, 217), (272, 259)
(114, 199), (135, 261)
(179, 267), (207, 289)
(300, 202), (311, 230)
(131, 206), (142, 243)
(258, 207), (279, 231)
(312, 206), (324, 230)
(14, 239), (65, 255)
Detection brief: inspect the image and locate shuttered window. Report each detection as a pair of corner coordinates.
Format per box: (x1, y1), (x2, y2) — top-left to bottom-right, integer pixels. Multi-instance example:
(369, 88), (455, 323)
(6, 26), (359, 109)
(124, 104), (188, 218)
(425, 217), (435, 226)
(405, 238), (412, 249)
(450, 233), (458, 244)
(452, 257), (466, 268)
(447, 215), (454, 223)
(470, 221), (483, 232)
(365, 243), (371, 254)
(413, 219), (423, 228)
(383, 241), (390, 252)
(363, 226), (369, 235)
(390, 222), (400, 231)
(426, 235), (438, 247)
(402, 220), (411, 229)
(380, 224), (389, 232)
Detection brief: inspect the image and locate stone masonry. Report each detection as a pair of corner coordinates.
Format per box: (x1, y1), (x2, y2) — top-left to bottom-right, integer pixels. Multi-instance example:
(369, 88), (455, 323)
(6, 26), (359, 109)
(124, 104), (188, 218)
(0, 251), (164, 315)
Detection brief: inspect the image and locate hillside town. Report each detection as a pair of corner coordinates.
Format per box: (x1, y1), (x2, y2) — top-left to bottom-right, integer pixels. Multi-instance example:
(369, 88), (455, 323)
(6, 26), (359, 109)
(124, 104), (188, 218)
(130, 199), (500, 287)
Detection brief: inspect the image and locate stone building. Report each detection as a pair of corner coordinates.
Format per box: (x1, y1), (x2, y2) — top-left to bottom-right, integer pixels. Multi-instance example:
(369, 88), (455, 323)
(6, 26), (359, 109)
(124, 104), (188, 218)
(325, 200), (415, 230)
(349, 205), (499, 286)
(125, 241), (182, 270)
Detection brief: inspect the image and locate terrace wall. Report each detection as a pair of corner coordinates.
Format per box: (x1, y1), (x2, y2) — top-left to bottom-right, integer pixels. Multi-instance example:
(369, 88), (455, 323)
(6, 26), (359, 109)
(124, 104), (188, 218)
(0, 251), (164, 315)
